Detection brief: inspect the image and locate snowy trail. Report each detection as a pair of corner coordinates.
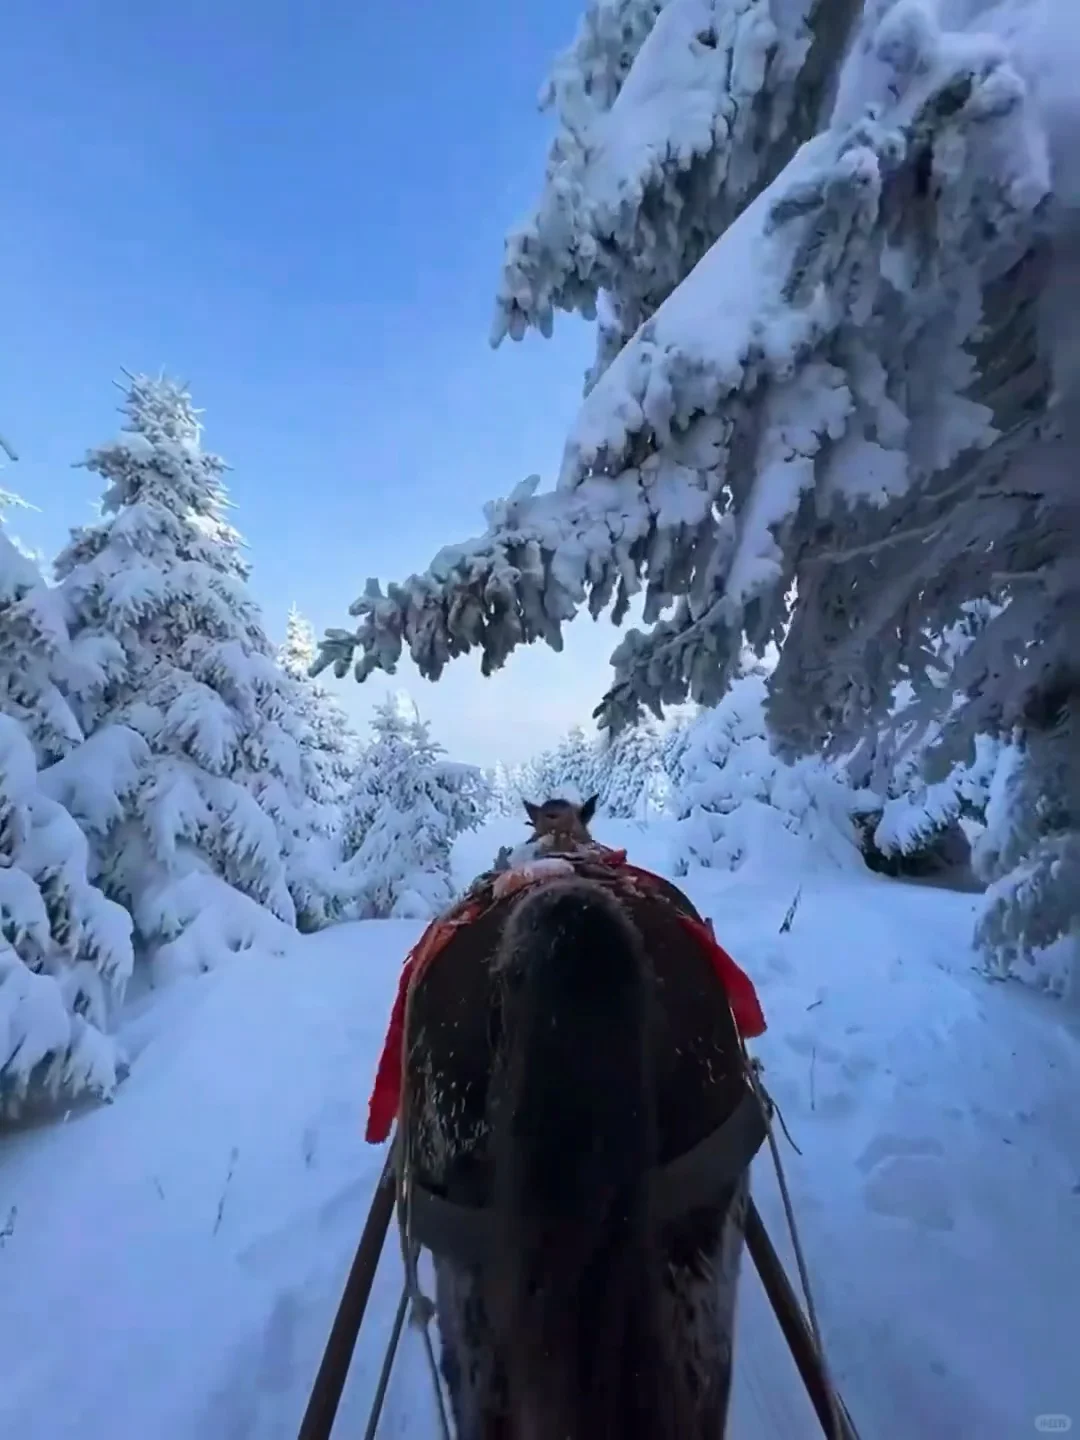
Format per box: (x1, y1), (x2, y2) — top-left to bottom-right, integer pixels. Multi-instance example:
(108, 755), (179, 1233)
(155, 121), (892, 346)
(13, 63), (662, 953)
(690, 862), (1080, 1439)
(1, 819), (1078, 1439)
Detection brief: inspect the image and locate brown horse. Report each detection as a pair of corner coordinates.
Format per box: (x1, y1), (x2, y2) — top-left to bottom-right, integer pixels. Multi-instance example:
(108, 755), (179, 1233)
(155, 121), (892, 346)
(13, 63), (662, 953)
(400, 800), (763, 1440)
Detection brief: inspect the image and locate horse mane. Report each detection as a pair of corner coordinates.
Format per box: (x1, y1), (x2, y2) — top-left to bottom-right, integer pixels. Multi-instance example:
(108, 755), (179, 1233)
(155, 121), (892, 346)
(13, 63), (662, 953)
(485, 875), (691, 1440)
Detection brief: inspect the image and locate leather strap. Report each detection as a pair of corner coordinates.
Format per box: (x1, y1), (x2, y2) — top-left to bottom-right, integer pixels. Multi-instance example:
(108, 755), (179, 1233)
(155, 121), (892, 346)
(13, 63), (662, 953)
(407, 1084), (768, 1267)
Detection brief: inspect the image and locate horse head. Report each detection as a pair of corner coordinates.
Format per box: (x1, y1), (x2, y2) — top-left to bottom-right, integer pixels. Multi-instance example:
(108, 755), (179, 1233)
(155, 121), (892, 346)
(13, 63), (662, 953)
(522, 794), (599, 847)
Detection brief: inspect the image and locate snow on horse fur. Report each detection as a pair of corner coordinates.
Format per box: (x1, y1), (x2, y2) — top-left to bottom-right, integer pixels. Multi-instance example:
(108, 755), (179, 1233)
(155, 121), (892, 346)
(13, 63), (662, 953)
(389, 798), (765, 1440)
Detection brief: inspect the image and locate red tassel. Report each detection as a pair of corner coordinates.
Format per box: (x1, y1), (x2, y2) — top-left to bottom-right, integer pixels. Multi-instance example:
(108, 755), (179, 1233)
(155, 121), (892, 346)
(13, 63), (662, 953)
(677, 914), (767, 1038)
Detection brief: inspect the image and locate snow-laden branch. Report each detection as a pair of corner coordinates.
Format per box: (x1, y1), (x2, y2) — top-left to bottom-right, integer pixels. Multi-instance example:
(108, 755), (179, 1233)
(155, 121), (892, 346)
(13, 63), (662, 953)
(493, 0), (859, 368)
(319, 16), (1048, 740)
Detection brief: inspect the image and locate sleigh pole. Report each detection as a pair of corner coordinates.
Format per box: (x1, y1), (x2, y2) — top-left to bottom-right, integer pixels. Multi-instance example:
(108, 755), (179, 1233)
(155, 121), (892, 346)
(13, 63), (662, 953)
(745, 1197), (861, 1440)
(297, 1144), (397, 1440)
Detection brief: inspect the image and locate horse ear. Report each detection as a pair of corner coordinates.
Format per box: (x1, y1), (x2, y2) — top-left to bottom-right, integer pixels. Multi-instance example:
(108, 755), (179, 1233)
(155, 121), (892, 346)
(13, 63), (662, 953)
(523, 800), (541, 824)
(579, 794), (599, 824)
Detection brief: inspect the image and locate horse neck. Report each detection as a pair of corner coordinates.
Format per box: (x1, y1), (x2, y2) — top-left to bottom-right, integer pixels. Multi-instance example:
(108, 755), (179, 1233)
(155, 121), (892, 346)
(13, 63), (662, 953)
(486, 878), (688, 1440)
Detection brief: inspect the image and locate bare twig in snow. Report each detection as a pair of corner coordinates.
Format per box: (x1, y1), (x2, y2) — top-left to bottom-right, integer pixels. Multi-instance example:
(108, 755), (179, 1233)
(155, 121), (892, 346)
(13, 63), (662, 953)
(0, 1205), (17, 1248)
(779, 887), (803, 934)
(810, 1046), (817, 1113)
(213, 1146), (240, 1236)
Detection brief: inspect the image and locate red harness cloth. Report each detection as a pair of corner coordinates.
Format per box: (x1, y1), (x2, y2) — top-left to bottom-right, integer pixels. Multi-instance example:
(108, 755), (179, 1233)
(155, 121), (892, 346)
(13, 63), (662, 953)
(365, 955), (414, 1145)
(364, 857), (767, 1144)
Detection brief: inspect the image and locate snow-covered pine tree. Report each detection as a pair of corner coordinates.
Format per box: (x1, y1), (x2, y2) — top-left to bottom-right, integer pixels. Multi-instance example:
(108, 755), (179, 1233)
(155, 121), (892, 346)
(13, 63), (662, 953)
(522, 745), (561, 804)
(1, 495), (136, 1118)
(512, 726), (602, 807)
(337, 693), (416, 870)
(487, 761), (519, 816)
(53, 375), (334, 970)
(341, 695), (489, 919)
(595, 719), (662, 819)
(555, 724), (601, 801)
(318, 0), (1074, 969)
(671, 672), (862, 878)
(338, 744), (376, 863)
(494, 762), (517, 811)
(525, 724), (600, 804)
(277, 603), (360, 810)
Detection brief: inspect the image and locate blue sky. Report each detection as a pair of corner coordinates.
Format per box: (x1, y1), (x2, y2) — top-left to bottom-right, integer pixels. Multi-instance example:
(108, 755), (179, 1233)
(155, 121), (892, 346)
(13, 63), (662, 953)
(2, 0), (634, 766)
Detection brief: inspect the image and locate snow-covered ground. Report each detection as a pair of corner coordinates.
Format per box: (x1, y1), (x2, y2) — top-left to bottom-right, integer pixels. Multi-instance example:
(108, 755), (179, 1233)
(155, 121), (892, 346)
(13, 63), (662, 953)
(2, 817), (1078, 1439)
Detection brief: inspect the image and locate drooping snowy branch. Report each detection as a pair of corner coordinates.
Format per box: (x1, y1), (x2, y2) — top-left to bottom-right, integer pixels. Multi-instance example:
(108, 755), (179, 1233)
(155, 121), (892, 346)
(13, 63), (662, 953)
(322, 0), (1075, 969)
(493, 0), (861, 384)
(839, 603), (1003, 874)
(973, 713), (1079, 999)
(321, 14), (1049, 743)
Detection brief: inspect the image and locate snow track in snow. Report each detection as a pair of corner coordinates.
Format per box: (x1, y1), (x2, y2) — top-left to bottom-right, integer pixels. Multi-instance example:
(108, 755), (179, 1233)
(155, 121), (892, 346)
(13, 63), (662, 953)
(0, 818), (1077, 1439)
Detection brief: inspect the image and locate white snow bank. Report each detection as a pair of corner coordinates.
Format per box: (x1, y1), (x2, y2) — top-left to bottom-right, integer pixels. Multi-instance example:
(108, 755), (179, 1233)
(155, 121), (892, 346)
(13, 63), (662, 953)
(141, 869), (298, 984)
(0, 819), (1077, 1439)
(0, 921), (419, 1440)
